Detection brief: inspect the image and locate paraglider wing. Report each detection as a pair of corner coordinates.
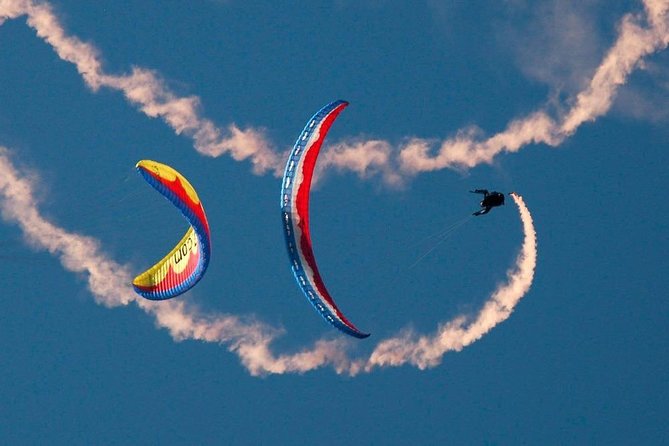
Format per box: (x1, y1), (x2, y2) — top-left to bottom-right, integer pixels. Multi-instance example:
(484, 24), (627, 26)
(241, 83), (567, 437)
(280, 100), (370, 339)
(132, 160), (211, 300)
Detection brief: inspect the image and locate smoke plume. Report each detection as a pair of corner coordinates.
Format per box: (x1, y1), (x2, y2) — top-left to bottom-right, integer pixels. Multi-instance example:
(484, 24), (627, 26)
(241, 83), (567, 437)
(1, 0), (666, 183)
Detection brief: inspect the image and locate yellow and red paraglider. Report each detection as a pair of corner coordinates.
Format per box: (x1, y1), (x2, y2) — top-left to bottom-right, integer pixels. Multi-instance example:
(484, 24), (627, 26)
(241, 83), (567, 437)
(132, 160), (211, 300)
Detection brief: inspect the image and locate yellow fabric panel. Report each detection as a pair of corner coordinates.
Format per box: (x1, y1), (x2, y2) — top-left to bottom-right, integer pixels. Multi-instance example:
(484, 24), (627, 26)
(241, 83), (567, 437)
(135, 160), (201, 205)
(132, 227), (199, 288)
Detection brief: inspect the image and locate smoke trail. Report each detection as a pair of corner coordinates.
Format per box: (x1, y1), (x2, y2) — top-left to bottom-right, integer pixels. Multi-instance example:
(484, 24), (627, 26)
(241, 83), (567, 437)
(0, 146), (289, 371)
(359, 193), (536, 372)
(0, 146), (355, 375)
(0, 147), (536, 375)
(399, 0), (669, 173)
(0, 0), (281, 175)
(0, 147), (136, 307)
(1, 0), (666, 182)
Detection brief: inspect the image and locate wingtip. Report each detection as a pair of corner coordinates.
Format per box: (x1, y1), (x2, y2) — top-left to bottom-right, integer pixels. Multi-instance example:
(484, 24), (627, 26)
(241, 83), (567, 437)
(342, 318), (370, 339)
(135, 159), (155, 172)
(341, 322), (370, 339)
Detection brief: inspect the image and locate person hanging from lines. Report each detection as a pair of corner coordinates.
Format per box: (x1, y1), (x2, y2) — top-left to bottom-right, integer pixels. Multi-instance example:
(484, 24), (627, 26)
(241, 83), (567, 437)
(470, 189), (505, 216)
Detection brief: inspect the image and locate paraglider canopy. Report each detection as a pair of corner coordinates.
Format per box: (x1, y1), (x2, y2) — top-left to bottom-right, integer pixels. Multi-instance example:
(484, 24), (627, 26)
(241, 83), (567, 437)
(281, 100), (370, 339)
(132, 160), (211, 300)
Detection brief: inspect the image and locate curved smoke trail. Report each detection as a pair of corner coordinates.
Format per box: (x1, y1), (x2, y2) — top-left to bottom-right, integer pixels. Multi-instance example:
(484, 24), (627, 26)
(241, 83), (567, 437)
(0, 148), (536, 375)
(0, 0), (667, 183)
(359, 193), (536, 374)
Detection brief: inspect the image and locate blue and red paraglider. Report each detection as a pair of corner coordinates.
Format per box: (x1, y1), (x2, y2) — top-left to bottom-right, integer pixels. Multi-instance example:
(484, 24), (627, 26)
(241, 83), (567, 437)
(280, 100), (370, 339)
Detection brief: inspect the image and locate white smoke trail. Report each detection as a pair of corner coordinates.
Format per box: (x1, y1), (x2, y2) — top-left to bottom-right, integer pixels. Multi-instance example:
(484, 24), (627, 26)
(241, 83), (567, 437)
(359, 193), (536, 372)
(1, 0), (666, 181)
(0, 146), (304, 374)
(0, 147), (136, 307)
(0, 0), (281, 175)
(0, 147), (535, 375)
(386, 0), (669, 174)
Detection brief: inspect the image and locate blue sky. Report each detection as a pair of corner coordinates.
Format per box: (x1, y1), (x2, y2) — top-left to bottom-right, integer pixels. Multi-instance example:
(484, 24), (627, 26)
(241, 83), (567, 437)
(0, 0), (668, 444)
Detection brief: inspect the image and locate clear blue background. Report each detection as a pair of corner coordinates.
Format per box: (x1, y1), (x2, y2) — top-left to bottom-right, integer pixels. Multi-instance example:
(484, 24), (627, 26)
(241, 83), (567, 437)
(0, 1), (667, 444)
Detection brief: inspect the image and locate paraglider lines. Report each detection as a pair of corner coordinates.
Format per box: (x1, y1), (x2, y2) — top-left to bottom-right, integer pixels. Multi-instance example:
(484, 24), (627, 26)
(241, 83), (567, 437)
(408, 215), (473, 270)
